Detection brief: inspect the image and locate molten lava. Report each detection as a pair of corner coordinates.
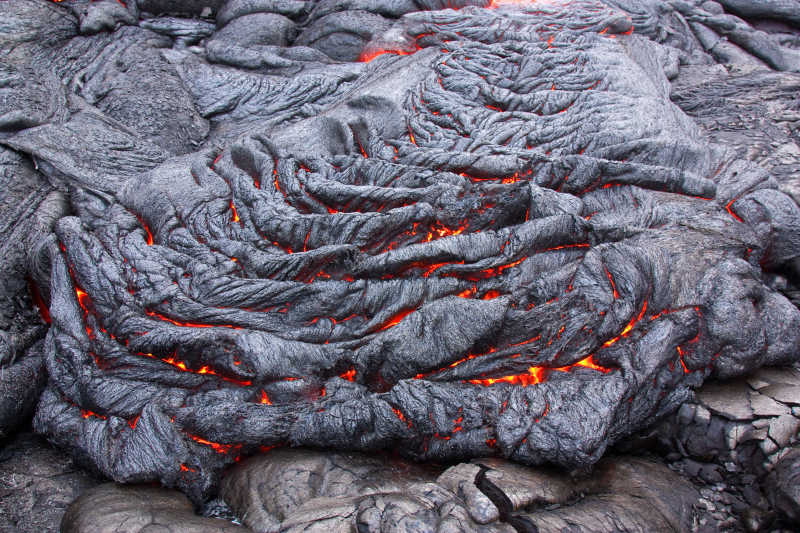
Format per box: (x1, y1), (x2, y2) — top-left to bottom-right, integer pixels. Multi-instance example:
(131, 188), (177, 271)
(27, 278), (51, 324)
(601, 300), (648, 348)
(468, 366), (545, 387)
(359, 46), (421, 63)
(377, 308), (415, 331)
(144, 309), (242, 330)
(188, 434), (240, 455)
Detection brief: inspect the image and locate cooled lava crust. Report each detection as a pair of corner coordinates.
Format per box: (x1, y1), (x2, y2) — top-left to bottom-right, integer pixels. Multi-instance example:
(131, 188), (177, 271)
(4, 0), (799, 501)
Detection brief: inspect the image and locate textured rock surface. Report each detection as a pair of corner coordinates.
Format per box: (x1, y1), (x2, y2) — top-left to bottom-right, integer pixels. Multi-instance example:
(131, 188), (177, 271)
(766, 447), (800, 523)
(0, 432), (102, 533)
(220, 449), (699, 532)
(0, 144), (64, 438)
(61, 483), (248, 533)
(639, 365), (800, 529)
(0, 0), (797, 510)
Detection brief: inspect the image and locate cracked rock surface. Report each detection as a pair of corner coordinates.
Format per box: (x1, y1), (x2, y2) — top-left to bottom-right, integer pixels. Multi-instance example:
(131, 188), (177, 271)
(0, 432), (102, 533)
(0, 0), (798, 514)
(638, 365), (800, 530)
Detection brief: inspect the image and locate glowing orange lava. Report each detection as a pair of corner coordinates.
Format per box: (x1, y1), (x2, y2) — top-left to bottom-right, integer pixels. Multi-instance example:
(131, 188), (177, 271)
(135, 215), (154, 245)
(392, 407), (412, 427)
(359, 46), (420, 63)
(340, 368), (357, 381)
(468, 366), (545, 387)
(601, 300), (648, 348)
(28, 278), (51, 324)
(489, 0), (543, 6)
(554, 355), (610, 373)
(230, 200), (240, 223)
(425, 221), (467, 241)
(726, 200), (744, 223)
(81, 409), (106, 420)
(378, 308), (415, 331)
(139, 351), (252, 386)
(188, 434), (240, 455)
(604, 265), (619, 299)
(144, 309), (242, 330)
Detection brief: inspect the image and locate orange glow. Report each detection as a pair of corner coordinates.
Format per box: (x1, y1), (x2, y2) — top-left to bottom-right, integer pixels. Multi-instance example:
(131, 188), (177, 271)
(128, 415), (140, 430)
(475, 257), (527, 278)
(489, 0), (542, 6)
(188, 434), (240, 455)
(726, 200), (744, 223)
(352, 129), (369, 158)
(497, 257), (525, 274)
(416, 346), (498, 376)
(81, 409), (106, 420)
(604, 265), (619, 299)
(135, 215), (154, 245)
(541, 243), (590, 253)
(457, 285), (477, 298)
(76, 288), (90, 311)
(163, 357), (188, 371)
(378, 308), (415, 331)
(144, 309), (241, 329)
(408, 126), (417, 145)
(602, 300), (648, 348)
(340, 367), (357, 381)
(230, 200), (240, 223)
(260, 390), (272, 405)
(677, 346), (690, 373)
(509, 334), (542, 347)
(425, 221), (467, 242)
(139, 351), (252, 386)
(468, 366), (545, 387)
(28, 278), (51, 324)
(554, 355), (611, 373)
(575, 356), (609, 372)
(75, 287), (95, 338)
(481, 290), (501, 300)
(359, 46), (420, 63)
(463, 350), (614, 390)
(392, 407), (412, 427)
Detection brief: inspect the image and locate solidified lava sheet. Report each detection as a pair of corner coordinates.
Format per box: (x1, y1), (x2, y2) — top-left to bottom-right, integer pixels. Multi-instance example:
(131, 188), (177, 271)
(4, 0), (799, 501)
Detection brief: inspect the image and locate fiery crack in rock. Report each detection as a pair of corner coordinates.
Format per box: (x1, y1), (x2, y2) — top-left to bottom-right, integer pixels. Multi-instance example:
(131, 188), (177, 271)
(1, 0), (794, 504)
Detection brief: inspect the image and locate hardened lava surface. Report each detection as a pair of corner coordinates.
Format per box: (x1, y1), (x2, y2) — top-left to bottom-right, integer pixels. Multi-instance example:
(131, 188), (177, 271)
(3, 0), (799, 501)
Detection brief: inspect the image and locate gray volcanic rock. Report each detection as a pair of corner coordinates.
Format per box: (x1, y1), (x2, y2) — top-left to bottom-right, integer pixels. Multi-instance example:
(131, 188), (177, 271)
(220, 449), (698, 532)
(0, 144), (66, 438)
(652, 366), (800, 475)
(0, 433), (102, 533)
(477, 457), (699, 532)
(0, 343), (46, 441)
(0, 0), (797, 507)
(213, 13), (298, 48)
(639, 365), (800, 529)
(60, 483), (248, 533)
(137, 0), (226, 17)
(221, 449), (448, 532)
(766, 447), (800, 523)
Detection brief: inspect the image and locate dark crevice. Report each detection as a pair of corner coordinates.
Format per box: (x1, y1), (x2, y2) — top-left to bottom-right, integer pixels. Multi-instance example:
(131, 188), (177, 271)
(474, 465), (539, 533)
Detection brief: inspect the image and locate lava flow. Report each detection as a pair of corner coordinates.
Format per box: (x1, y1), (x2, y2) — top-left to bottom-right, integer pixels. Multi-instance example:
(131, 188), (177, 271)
(25, 0), (800, 502)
